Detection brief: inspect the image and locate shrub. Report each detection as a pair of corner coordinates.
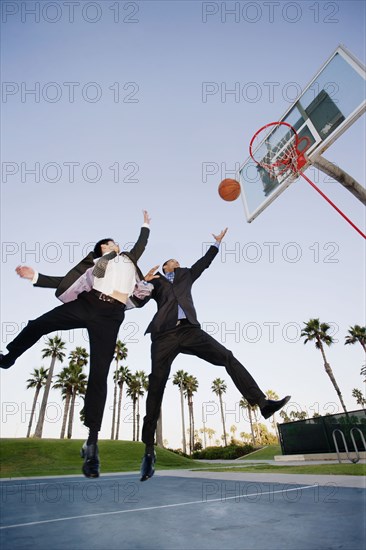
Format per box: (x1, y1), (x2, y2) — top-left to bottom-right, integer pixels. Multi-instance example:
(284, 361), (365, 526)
(192, 443), (255, 460)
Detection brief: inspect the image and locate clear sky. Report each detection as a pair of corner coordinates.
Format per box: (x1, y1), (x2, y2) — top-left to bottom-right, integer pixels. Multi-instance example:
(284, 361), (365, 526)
(1, 0), (365, 448)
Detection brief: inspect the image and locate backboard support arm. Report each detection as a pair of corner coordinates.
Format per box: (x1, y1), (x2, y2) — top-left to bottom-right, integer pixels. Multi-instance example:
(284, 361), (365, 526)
(311, 155), (366, 206)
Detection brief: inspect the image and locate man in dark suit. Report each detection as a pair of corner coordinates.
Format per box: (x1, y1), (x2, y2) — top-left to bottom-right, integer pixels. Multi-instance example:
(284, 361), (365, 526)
(0, 211), (151, 478)
(138, 228), (290, 481)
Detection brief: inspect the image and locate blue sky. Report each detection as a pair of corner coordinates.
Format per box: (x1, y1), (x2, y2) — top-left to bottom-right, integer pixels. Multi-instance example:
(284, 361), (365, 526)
(1, 1), (365, 447)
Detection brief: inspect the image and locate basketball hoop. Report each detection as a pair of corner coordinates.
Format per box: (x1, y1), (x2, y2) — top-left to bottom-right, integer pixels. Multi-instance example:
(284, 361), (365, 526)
(249, 121), (311, 182)
(249, 121), (366, 239)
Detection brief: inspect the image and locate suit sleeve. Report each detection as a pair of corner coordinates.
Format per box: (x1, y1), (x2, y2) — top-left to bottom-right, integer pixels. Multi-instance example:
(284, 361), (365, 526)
(34, 274), (63, 289)
(128, 226), (150, 262)
(189, 245), (219, 282)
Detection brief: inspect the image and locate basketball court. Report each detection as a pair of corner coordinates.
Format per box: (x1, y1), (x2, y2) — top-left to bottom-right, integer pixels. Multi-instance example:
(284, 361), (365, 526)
(1, 468), (365, 550)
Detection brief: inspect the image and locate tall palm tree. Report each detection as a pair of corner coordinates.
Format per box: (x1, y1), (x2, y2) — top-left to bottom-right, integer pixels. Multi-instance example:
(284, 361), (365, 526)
(126, 375), (143, 441)
(66, 363), (88, 439)
(34, 335), (66, 438)
(111, 341), (128, 439)
(25, 367), (49, 438)
(239, 397), (256, 446)
(265, 389), (280, 438)
(172, 370), (189, 454)
(115, 366), (131, 440)
(345, 325), (366, 353)
(301, 318), (348, 414)
(185, 375), (198, 453)
(134, 370), (148, 441)
(53, 366), (73, 439)
(211, 378), (227, 446)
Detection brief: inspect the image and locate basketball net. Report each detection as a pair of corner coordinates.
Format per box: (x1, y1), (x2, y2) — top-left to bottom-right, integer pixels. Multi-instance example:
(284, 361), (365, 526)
(249, 121), (366, 240)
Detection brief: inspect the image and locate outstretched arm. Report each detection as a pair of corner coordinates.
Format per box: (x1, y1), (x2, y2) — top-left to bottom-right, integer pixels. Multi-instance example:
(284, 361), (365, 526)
(16, 265), (63, 289)
(189, 227), (228, 282)
(128, 210), (151, 261)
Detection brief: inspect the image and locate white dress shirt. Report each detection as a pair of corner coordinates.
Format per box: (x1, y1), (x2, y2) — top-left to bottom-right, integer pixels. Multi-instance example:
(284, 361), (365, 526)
(93, 254), (137, 296)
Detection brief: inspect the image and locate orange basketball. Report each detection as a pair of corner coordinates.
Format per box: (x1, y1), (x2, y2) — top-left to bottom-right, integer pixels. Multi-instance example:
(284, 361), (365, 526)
(218, 178), (241, 201)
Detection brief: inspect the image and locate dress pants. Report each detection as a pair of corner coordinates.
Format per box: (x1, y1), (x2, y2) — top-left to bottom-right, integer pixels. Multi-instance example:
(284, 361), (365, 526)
(6, 291), (125, 431)
(141, 322), (267, 446)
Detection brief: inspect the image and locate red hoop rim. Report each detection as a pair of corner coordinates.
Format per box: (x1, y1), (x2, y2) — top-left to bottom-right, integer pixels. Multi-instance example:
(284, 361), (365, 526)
(249, 121), (311, 175)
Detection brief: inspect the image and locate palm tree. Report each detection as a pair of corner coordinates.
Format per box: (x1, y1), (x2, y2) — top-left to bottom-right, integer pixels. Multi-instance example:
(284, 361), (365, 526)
(265, 389), (280, 438)
(206, 427), (216, 446)
(211, 378), (227, 446)
(111, 341), (128, 439)
(64, 348), (88, 439)
(239, 397), (256, 446)
(345, 325), (366, 352)
(172, 370), (189, 454)
(115, 366), (131, 440)
(53, 367), (73, 439)
(185, 375), (199, 453)
(34, 335), (66, 438)
(66, 363), (88, 439)
(54, 359), (88, 439)
(126, 375), (143, 441)
(134, 370), (148, 441)
(230, 424), (237, 443)
(352, 388), (366, 410)
(301, 318), (348, 414)
(25, 367), (49, 438)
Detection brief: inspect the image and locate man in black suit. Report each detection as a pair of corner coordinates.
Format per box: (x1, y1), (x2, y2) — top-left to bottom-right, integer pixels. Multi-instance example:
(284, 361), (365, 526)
(0, 211), (151, 478)
(138, 228), (290, 480)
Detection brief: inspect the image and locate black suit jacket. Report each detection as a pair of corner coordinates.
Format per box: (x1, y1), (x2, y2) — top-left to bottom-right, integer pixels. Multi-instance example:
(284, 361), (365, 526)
(144, 245), (219, 337)
(34, 226), (150, 304)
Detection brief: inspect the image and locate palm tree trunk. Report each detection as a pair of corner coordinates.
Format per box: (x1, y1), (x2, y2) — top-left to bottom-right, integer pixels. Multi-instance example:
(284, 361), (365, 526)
(136, 397), (140, 442)
(219, 393), (227, 446)
(248, 407), (256, 446)
(319, 342), (348, 414)
(34, 355), (56, 438)
(179, 384), (187, 454)
(115, 383), (123, 440)
(132, 399), (136, 441)
(190, 398), (195, 451)
(67, 390), (77, 439)
(27, 387), (41, 438)
(111, 361), (119, 440)
(156, 410), (163, 447)
(60, 392), (71, 439)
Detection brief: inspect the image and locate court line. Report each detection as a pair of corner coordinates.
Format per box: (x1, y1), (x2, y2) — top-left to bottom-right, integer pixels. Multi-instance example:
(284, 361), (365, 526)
(1, 484), (317, 530)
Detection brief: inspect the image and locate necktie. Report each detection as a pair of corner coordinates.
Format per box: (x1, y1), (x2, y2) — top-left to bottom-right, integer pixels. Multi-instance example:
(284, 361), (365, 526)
(93, 251), (117, 278)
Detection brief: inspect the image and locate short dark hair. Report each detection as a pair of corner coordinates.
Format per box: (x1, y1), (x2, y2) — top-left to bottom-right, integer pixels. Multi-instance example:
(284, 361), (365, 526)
(162, 259), (174, 274)
(93, 238), (114, 258)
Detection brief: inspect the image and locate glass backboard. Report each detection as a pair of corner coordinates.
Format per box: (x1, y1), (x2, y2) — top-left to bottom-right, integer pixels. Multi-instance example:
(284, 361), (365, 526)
(240, 44), (366, 222)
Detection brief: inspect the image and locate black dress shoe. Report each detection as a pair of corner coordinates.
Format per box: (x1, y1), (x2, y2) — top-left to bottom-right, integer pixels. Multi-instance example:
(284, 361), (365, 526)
(0, 353), (15, 369)
(140, 451), (156, 482)
(81, 442), (100, 478)
(260, 395), (291, 419)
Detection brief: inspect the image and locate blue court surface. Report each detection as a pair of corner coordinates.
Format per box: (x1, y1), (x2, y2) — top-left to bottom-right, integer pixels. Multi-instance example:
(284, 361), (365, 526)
(1, 470), (365, 550)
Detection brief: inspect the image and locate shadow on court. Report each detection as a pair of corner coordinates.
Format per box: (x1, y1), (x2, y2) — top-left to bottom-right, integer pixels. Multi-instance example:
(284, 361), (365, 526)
(1, 471), (365, 549)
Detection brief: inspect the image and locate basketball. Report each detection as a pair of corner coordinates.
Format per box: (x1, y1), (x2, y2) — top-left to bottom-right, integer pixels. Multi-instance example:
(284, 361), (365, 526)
(218, 178), (241, 201)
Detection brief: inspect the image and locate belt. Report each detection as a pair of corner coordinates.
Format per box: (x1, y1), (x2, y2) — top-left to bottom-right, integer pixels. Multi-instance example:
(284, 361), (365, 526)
(176, 319), (190, 326)
(91, 288), (123, 305)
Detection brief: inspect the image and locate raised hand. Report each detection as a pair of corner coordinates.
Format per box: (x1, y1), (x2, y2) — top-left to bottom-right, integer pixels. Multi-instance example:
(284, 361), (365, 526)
(143, 210), (151, 225)
(212, 227), (228, 243)
(144, 265), (160, 282)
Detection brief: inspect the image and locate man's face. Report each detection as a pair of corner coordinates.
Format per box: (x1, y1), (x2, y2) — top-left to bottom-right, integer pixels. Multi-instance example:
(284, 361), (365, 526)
(101, 240), (120, 254)
(163, 259), (180, 273)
